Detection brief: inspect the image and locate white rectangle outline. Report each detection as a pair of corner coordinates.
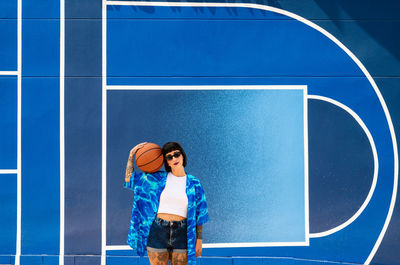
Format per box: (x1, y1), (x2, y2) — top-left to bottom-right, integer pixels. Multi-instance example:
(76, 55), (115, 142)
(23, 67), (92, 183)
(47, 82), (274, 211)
(0, 7), (21, 264)
(0, 170), (18, 174)
(102, 2), (309, 264)
(103, 85), (309, 246)
(60, 0), (65, 264)
(15, 0), (22, 263)
(0, 71), (19, 75)
(12, 0), (65, 264)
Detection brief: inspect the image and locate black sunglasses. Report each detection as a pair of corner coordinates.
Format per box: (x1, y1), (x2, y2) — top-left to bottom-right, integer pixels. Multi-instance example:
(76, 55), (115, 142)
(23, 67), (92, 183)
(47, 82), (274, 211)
(165, 151), (182, 161)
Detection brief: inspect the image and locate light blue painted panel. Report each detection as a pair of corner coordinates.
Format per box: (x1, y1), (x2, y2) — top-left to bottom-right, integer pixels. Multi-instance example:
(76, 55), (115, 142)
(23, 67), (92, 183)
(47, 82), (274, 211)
(107, 89), (306, 244)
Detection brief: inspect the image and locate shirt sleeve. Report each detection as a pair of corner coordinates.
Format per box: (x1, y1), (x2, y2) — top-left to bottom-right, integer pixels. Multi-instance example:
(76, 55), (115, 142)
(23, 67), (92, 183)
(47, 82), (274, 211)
(195, 181), (210, 226)
(124, 171), (141, 191)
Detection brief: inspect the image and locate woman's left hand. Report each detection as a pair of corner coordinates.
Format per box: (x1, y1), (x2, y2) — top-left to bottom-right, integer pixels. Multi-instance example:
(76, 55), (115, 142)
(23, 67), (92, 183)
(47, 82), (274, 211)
(195, 239), (202, 257)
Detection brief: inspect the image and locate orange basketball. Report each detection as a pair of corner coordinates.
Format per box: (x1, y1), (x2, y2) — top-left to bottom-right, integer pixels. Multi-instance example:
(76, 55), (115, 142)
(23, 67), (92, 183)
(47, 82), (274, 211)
(135, 143), (164, 173)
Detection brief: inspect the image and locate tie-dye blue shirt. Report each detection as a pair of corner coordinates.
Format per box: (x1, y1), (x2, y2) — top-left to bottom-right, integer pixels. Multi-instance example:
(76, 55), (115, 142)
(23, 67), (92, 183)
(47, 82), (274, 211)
(124, 170), (209, 265)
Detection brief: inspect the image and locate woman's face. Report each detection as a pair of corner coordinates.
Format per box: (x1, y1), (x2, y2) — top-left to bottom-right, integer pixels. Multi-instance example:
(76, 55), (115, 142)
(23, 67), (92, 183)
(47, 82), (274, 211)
(165, 149), (183, 171)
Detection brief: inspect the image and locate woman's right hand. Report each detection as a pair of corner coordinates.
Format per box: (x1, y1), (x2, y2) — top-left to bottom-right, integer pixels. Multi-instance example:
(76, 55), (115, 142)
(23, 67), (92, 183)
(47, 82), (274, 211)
(129, 142), (148, 158)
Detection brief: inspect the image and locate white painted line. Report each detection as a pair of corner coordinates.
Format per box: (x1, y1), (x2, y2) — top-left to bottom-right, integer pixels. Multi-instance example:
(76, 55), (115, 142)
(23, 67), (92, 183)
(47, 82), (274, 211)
(0, 170), (18, 174)
(106, 241), (309, 250)
(203, 242), (309, 248)
(105, 245), (132, 251)
(303, 86), (310, 245)
(104, 2), (399, 263)
(308, 95), (379, 238)
(15, 0), (22, 264)
(103, 86), (308, 248)
(59, 0), (65, 264)
(105, 2), (309, 249)
(0, 71), (19, 75)
(102, 0), (107, 264)
(106, 85), (306, 91)
(364, 105), (398, 264)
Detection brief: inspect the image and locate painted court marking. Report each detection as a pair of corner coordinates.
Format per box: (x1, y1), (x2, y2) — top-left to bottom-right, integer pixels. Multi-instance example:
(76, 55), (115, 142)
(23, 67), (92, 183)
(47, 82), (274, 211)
(102, 2), (398, 265)
(308, 95), (379, 238)
(103, 85), (309, 249)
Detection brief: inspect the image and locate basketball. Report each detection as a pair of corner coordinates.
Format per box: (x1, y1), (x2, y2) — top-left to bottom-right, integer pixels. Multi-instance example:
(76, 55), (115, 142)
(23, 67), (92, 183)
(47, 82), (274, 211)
(135, 143), (164, 173)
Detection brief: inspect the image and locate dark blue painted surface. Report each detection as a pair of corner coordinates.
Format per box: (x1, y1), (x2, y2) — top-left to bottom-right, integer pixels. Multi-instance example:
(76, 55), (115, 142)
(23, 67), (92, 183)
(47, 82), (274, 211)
(308, 99), (374, 233)
(0, 174), (17, 254)
(0, 20), (17, 71)
(106, 5), (287, 20)
(0, 255), (12, 264)
(372, 78), (400, 264)
(0, 0), (17, 18)
(74, 256), (101, 265)
(64, 0), (102, 258)
(262, 258), (294, 265)
(315, 20), (400, 77)
(21, 77), (60, 255)
(65, 20), (101, 77)
(232, 257), (263, 265)
(43, 256), (60, 265)
(0, 77), (17, 169)
(22, 20), (60, 77)
(105, 4), (396, 264)
(64, 256), (74, 265)
(274, 0), (400, 20)
(200, 257), (233, 265)
(23, 0), (59, 19)
(107, 17), (361, 78)
(0, 0), (398, 264)
(64, 77), (102, 255)
(21, 0), (60, 256)
(66, 0), (101, 19)
(20, 255), (42, 265)
(106, 256), (139, 265)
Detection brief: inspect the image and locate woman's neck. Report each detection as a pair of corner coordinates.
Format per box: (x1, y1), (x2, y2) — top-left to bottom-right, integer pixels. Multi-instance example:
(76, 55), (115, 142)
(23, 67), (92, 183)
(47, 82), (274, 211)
(171, 168), (186, 177)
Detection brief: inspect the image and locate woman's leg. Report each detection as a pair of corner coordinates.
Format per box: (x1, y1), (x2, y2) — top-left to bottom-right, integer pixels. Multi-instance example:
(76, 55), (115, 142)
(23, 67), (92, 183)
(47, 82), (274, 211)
(170, 252), (187, 265)
(147, 249), (170, 265)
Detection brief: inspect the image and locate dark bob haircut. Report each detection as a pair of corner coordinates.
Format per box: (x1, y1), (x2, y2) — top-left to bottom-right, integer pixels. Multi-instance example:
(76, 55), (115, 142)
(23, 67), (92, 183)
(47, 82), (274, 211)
(162, 142), (187, 172)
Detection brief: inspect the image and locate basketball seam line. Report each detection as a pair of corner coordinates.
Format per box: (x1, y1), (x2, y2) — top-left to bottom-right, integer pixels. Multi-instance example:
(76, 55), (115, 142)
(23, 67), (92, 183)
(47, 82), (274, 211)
(137, 152), (163, 168)
(135, 147), (161, 163)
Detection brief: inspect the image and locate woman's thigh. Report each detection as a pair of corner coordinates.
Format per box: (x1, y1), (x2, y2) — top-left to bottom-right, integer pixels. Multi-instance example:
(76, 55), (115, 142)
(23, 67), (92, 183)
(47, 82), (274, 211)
(170, 252), (187, 265)
(147, 249), (169, 265)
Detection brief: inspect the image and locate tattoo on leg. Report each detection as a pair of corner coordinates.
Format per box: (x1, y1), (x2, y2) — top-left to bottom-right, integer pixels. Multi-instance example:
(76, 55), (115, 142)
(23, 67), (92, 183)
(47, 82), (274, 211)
(171, 252), (188, 265)
(196, 225), (203, 240)
(147, 250), (169, 265)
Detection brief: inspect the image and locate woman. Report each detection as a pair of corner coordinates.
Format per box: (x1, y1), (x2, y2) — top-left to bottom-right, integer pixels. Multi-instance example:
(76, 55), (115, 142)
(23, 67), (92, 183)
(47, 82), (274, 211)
(124, 142), (209, 265)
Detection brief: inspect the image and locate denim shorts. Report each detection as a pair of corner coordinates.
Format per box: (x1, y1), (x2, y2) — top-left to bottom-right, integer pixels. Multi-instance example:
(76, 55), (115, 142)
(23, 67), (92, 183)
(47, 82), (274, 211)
(146, 217), (187, 253)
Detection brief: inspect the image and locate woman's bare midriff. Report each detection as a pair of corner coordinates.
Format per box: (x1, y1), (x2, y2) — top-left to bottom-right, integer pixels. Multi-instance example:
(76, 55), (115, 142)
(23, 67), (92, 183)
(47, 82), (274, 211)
(157, 213), (187, 221)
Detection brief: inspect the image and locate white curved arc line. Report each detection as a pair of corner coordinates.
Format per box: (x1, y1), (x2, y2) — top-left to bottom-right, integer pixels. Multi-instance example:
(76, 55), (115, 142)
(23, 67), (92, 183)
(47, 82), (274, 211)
(307, 95), (379, 238)
(105, 2), (399, 263)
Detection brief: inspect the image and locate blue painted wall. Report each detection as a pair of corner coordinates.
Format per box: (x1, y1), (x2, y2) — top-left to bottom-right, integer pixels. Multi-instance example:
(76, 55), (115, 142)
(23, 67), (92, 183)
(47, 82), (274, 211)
(0, 0), (399, 265)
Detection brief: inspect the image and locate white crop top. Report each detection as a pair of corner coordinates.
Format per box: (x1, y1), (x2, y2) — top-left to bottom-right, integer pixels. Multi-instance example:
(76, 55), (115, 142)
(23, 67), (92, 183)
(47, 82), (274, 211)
(157, 172), (188, 218)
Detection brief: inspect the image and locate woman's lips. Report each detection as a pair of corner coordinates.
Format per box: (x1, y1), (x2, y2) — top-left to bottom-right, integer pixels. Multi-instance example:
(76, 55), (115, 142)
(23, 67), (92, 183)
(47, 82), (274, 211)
(174, 162), (179, 165)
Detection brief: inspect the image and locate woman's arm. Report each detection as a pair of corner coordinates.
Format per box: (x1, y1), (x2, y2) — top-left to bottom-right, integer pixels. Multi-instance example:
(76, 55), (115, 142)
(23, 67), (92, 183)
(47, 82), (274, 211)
(125, 150), (135, 183)
(125, 142), (147, 183)
(195, 225), (203, 257)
